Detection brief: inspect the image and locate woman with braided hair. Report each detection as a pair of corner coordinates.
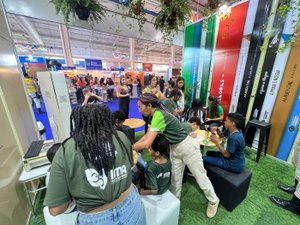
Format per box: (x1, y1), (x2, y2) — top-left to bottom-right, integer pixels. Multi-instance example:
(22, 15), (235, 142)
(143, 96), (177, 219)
(133, 93), (220, 218)
(44, 104), (146, 225)
(205, 96), (224, 132)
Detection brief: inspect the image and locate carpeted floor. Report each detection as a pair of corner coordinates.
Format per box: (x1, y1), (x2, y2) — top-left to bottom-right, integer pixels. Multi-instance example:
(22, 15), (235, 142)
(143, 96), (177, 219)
(29, 132), (299, 225)
(34, 97), (144, 140)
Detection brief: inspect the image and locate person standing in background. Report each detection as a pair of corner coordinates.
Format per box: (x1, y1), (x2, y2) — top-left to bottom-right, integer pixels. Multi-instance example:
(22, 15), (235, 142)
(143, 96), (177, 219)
(159, 76), (165, 93)
(127, 76), (133, 97)
(116, 76), (131, 119)
(142, 75), (166, 133)
(175, 77), (185, 121)
(93, 77), (101, 96)
(164, 80), (175, 99)
(100, 77), (108, 102)
(107, 77), (115, 101)
(136, 76), (142, 96)
(76, 76), (87, 104)
(24, 73), (44, 114)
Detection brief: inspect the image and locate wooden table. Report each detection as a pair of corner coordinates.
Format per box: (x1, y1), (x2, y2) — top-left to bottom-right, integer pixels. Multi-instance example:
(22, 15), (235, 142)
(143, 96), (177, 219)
(195, 130), (222, 147)
(124, 118), (145, 129)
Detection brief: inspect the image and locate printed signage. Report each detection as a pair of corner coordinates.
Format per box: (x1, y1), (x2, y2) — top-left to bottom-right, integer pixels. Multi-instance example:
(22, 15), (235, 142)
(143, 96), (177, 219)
(85, 59), (102, 70)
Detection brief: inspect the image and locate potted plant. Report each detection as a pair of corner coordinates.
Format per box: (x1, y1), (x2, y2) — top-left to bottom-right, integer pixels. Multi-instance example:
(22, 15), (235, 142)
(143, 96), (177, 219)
(50, 0), (106, 26)
(128, 0), (147, 32)
(154, 0), (191, 42)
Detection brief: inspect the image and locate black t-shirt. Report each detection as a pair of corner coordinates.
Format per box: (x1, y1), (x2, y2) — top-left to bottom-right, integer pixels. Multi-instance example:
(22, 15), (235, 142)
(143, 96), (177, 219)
(87, 96), (100, 104)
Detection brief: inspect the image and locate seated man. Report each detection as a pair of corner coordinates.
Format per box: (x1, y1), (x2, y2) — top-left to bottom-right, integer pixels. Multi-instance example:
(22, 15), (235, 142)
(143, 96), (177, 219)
(203, 113), (245, 173)
(81, 87), (102, 106)
(139, 136), (171, 195)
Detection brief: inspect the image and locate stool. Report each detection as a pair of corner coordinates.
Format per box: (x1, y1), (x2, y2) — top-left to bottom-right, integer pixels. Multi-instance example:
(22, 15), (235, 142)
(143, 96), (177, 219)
(205, 165), (252, 211)
(43, 207), (77, 225)
(244, 119), (271, 162)
(141, 190), (180, 225)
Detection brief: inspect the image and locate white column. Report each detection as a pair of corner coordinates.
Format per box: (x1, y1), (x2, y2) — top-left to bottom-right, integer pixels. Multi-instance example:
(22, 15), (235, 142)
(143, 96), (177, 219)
(59, 24), (74, 66)
(170, 45), (175, 69)
(130, 38), (135, 69)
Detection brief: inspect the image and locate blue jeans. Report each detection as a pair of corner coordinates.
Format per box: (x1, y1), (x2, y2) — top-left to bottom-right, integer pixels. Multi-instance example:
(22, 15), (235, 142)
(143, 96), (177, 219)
(203, 151), (227, 170)
(77, 186), (146, 225)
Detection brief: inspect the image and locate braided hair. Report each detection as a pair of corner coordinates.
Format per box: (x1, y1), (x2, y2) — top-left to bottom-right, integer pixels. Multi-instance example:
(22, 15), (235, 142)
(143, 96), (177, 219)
(139, 92), (170, 112)
(208, 96), (220, 118)
(70, 104), (116, 175)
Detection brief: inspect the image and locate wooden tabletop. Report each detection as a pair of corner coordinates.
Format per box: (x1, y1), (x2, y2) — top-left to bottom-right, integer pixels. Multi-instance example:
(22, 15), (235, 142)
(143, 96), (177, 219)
(195, 130), (222, 147)
(123, 118), (145, 129)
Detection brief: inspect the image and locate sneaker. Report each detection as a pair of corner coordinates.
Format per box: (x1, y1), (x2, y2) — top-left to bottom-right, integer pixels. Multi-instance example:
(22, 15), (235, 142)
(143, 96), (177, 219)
(206, 198), (219, 218)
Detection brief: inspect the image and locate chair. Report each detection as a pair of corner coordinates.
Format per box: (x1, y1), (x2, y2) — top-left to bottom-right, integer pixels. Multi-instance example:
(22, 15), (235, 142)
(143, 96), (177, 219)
(244, 120), (271, 162)
(141, 190), (180, 225)
(43, 207), (77, 225)
(205, 165), (252, 211)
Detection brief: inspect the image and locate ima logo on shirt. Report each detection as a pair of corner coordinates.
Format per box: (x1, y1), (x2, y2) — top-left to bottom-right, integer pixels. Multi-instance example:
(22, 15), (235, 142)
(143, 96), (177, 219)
(85, 168), (108, 190)
(85, 165), (128, 189)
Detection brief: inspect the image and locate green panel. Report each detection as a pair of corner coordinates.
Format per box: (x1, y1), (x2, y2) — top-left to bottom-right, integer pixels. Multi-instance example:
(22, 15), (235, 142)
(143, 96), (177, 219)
(200, 17), (216, 105)
(182, 24), (195, 89)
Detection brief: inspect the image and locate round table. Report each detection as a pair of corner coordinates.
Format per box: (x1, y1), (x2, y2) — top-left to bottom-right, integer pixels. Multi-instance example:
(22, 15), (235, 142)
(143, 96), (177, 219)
(195, 130), (222, 147)
(123, 118), (145, 129)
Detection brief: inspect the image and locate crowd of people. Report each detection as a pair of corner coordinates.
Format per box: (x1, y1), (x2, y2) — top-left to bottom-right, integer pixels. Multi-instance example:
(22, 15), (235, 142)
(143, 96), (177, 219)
(41, 73), (299, 225)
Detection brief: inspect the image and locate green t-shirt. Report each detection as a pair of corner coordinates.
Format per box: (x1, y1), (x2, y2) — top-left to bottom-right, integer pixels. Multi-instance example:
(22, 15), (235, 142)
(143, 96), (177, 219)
(145, 160), (171, 195)
(43, 131), (132, 213)
(207, 104), (224, 119)
(163, 99), (177, 114)
(181, 122), (192, 134)
(149, 109), (188, 144)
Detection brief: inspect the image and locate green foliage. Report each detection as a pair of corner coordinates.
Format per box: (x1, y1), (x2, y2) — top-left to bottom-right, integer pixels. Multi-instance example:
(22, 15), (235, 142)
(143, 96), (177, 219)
(277, 0), (300, 52)
(184, 81), (201, 108)
(127, 0), (147, 32)
(49, 0), (106, 26)
(154, 0), (191, 42)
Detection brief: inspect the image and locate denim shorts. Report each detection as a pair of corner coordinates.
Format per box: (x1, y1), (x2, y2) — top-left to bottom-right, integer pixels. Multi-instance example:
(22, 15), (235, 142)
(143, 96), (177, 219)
(76, 185), (146, 225)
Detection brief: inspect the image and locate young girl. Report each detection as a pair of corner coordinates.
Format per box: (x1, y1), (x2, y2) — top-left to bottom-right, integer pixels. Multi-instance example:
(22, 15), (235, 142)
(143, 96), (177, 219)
(163, 80), (175, 99)
(139, 136), (171, 195)
(186, 98), (205, 130)
(163, 88), (183, 119)
(175, 77), (185, 121)
(143, 75), (165, 132)
(205, 96), (224, 132)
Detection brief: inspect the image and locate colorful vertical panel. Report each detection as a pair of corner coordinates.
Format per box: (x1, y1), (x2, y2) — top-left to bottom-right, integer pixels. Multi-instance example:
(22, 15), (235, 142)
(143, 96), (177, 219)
(209, 1), (249, 119)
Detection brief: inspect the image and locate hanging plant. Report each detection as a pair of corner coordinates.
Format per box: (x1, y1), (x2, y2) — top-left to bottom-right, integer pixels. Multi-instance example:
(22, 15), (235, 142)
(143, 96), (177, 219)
(154, 0), (191, 42)
(128, 0), (147, 32)
(49, 0), (106, 26)
(277, 0), (300, 52)
(208, 0), (221, 10)
(163, 0), (172, 7)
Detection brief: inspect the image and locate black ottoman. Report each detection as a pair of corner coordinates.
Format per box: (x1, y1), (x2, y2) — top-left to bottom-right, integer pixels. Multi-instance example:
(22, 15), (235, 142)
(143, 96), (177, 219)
(205, 165), (252, 211)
